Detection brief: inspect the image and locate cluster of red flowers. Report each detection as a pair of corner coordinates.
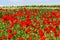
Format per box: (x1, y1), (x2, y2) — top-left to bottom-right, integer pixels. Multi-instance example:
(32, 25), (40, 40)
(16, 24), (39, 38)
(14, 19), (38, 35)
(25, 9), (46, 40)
(0, 7), (60, 40)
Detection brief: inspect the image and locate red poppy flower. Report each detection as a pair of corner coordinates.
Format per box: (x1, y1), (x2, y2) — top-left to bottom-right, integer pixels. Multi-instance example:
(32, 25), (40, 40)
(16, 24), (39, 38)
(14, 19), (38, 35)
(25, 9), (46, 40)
(11, 14), (17, 17)
(29, 9), (33, 13)
(48, 26), (53, 30)
(2, 18), (5, 22)
(0, 30), (3, 32)
(27, 37), (32, 40)
(11, 19), (18, 24)
(44, 27), (50, 34)
(48, 15), (52, 18)
(46, 29), (50, 34)
(41, 13), (45, 18)
(47, 20), (52, 24)
(13, 31), (17, 35)
(58, 30), (60, 36)
(52, 28), (56, 33)
(32, 13), (38, 16)
(8, 34), (14, 39)
(2, 35), (6, 39)
(38, 29), (44, 37)
(24, 7), (27, 11)
(44, 27), (49, 32)
(56, 14), (60, 18)
(5, 14), (9, 20)
(25, 28), (31, 34)
(57, 20), (60, 24)
(26, 14), (31, 19)
(54, 33), (59, 37)
(9, 16), (16, 23)
(0, 8), (2, 10)
(51, 11), (57, 17)
(39, 36), (46, 40)
(25, 10), (31, 15)
(16, 10), (23, 16)
(17, 38), (24, 40)
(0, 38), (2, 40)
(25, 19), (32, 26)
(52, 21), (59, 26)
(42, 19), (48, 24)
(7, 29), (12, 33)
(2, 14), (9, 22)
(34, 9), (40, 13)
(20, 21), (27, 28)
(27, 10), (32, 14)
(46, 12), (50, 15)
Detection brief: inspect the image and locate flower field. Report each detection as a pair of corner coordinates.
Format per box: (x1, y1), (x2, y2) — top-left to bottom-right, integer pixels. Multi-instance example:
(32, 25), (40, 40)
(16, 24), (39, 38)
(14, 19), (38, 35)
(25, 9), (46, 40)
(0, 6), (60, 40)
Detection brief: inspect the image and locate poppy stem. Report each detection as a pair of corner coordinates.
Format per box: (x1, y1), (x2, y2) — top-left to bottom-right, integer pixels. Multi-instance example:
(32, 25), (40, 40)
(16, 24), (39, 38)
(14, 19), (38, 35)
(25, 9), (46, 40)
(56, 37), (57, 40)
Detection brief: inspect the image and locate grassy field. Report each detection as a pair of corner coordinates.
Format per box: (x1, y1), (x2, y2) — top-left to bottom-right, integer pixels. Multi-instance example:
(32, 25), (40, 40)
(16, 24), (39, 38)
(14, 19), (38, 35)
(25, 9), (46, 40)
(0, 6), (60, 40)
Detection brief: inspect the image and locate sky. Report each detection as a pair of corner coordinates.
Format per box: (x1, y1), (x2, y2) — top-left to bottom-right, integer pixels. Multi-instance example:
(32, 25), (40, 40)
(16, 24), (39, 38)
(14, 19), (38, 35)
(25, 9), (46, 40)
(0, 0), (60, 6)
